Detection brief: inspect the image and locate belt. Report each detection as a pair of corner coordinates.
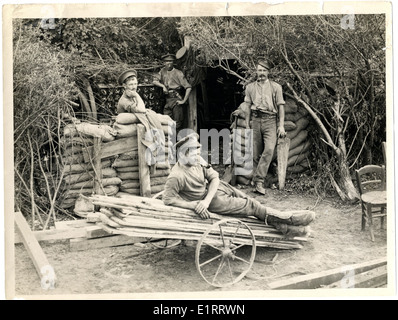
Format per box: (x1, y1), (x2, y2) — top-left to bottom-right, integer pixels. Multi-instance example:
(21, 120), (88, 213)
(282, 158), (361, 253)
(167, 90), (182, 98)
(252, 110), (276, 118)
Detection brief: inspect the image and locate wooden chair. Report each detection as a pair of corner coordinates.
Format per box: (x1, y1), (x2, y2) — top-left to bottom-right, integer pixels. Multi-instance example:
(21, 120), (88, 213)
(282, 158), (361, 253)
(355, 165), (387, 241)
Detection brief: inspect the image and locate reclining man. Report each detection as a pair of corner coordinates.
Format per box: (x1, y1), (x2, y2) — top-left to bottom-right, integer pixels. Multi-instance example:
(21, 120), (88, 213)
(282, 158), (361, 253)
(162, 133), (315, 236)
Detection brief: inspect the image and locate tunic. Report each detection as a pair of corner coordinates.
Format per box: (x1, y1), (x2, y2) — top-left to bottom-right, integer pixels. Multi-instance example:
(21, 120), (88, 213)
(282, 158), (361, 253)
(163, 162), (267, 218)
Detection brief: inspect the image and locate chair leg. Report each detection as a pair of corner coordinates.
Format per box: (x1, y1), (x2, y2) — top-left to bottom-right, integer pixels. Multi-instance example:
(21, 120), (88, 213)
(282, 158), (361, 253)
(361, 205), (366, 231)
(367, 203), (375, 242)
(380, 206), (385, 229)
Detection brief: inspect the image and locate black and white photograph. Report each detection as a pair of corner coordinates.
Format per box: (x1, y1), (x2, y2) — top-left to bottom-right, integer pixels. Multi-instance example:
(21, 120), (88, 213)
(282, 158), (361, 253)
(2, 1), (395, 300)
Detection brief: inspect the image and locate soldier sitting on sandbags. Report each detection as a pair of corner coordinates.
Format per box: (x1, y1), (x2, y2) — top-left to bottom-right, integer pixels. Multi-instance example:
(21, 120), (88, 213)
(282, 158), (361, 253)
(116, 69), (167, 168)
(162, 133), (315, 237)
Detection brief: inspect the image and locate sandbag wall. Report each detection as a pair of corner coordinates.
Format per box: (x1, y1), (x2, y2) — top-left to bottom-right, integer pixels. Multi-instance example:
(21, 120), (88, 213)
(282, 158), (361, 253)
(111, 112), (174, 197)
(233, 98), (313, 186)
(59, 122), (121, 209)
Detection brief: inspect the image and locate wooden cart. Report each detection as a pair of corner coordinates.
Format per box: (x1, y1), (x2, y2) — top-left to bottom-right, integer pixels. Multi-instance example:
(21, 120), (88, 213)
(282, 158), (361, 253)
(90, 194), (307, 288)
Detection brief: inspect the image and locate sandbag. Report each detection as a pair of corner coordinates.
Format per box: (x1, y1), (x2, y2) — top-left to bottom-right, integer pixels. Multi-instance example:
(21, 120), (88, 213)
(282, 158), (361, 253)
(289, 130), (308, 150)
(287, 164), (308, 174)
(59, 197), (77, 208)
(150, 176), (168, 186)
(118, 151), (139, 160)
(151, 184), (164, 194)
(285, 112), (305, 123)
(60, 136), (93, 149)
(236, 118), (251, 128)
(72, 177), (122, 189)
(118, 171), (140, 180)
(288, 140), (312, 159)
(62, 159), (111, 175)
(64, 124), (87, 138)
(102, 167), (118, 178)
(75, 123), (116, 142)
(121, 179), (140, 187)
(63, 172), (94, 185)
(115, 113), (140, 124)
(152, 162), (171, 170)
(157, 113), (174, 125)
(115, 165), (139, 173)
(62, 145), (85, 156)
(287, 150), (310, 167)
(284, 99), (298, 114)
(113, 122), (138, 138)
(112, 158), (139, 168)
(236, 175), (252, 185)
(119, 188), (141, 195)
(74, 194), (94, 213)
(286, 117), (310, 140)
(149, 168), (171, 178)
(284, 121), (297, 131)
(63, 167), (117, 185)
(120, 181), (141, 189)
(63, 153), (85, 165)
(64, 185), (119, 199)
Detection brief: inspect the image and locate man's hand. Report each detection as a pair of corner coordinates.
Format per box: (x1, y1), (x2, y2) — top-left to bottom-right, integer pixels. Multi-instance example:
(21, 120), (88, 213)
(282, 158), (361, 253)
(231, 109), (244, 118)
(176, 99), (187, 105)
(277, 126), (286, 138)
(125, 89), (138, 98)
(194, 199), (211, 219)
(162, 86), (169, 94)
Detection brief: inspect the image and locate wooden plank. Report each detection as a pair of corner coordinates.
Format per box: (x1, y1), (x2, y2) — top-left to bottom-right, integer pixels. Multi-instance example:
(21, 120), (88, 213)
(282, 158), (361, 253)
(69, 235), (147, 251)
(268, 258), (387, 290)
(85, 225), (112, 239)
(137, 124), (151, 197)
(54, 219), (92, 230)
(82, 136), (138, 163)
(14, 227), (86, 244)
(277, 137), (290, 190)
(93, 137), (103, 196)
(188, 86), (197, 132)
(14, 211), (57, 289)
(325, 265), (387, 289)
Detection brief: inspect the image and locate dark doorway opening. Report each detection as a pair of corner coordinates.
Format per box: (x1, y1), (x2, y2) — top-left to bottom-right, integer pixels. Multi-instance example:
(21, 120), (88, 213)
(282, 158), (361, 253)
(198, 62), (245, 130)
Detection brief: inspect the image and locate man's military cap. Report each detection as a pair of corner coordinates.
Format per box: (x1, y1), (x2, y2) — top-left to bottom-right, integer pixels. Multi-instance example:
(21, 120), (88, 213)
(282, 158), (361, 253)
(257, 58), (271, 70)
(161, 53), (177, 61)
(174, 133), (201, 152)
(118, 69), (137, 86)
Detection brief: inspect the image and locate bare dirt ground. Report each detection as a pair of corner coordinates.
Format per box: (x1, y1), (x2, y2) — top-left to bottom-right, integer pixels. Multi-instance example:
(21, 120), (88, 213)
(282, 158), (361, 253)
(11, 185), (390, 299)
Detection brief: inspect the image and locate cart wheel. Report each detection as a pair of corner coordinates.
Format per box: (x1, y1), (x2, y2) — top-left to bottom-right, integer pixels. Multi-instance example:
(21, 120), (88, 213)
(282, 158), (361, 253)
(147, 238), (182, 249)
(195, 218), (256, 287)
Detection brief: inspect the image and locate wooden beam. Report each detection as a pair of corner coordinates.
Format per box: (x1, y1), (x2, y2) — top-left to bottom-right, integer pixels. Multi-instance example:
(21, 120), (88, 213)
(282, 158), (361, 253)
(137, 124), (151, 197)
(93, 137), (103, 197)
(268, 257), (387, 290)
(188, 86), (197, 132)
(82, 136), (138, 163)
(14, 211), (56, 289)
(85, 225), (112, 239)
(325, 265), (387, 288)
(69, 235), (147, 252)
(200, 81), (210, 121)
(14, 227), (86, 244)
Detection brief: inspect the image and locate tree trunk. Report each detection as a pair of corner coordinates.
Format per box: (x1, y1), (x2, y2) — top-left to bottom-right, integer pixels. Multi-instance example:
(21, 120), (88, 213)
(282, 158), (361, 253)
(286, 83), (359, 202)
(336, 150), (360, 202)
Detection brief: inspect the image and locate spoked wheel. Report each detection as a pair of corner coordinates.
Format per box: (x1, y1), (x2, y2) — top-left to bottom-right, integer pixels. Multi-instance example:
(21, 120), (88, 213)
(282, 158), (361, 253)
(195, 218), (256, 287)
(146, 238), (182, 249)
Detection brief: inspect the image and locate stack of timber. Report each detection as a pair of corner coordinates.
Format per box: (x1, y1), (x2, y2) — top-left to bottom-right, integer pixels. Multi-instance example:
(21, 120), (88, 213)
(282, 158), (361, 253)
(232, 98), (313, 186)
(60, 121), (121, 209)
(111, 112), (175, 197)
(89, 194), (308, 250)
